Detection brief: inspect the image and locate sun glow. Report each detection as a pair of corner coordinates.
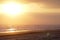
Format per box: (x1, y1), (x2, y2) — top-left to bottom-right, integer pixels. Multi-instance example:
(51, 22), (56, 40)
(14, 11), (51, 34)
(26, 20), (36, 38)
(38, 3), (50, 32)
(1, 2), (27, 17)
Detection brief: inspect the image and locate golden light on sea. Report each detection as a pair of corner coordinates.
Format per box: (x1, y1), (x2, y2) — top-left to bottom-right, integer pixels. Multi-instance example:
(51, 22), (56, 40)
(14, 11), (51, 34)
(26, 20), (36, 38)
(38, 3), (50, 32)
(6, 28), (16, 32)
(0, 28), (30, 34)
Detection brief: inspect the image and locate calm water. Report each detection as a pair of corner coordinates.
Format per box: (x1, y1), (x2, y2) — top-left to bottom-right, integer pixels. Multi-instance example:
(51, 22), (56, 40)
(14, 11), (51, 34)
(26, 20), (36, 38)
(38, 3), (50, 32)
(0, 30), (60, 40)
(0, 25), (60, 40)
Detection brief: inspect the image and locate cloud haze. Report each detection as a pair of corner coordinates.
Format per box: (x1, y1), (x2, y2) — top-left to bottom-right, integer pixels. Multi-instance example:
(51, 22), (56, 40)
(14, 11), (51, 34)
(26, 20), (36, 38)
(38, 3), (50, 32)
(0, 0), (60, 25)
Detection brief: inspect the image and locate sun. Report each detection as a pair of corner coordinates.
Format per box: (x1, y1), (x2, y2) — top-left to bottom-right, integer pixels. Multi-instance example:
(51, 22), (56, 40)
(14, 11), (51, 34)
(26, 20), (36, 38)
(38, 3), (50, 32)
(1, 2), (27, 17)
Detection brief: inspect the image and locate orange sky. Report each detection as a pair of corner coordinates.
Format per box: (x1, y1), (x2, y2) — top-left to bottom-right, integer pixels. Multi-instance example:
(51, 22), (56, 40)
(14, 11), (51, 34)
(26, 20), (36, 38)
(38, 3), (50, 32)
(0, 0), (60, 26)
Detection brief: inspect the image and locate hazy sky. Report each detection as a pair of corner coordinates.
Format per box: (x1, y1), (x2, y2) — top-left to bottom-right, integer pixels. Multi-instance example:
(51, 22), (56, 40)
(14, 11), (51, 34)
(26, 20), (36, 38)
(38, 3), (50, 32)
(0, 0), (60, 25)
